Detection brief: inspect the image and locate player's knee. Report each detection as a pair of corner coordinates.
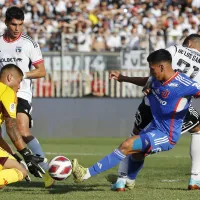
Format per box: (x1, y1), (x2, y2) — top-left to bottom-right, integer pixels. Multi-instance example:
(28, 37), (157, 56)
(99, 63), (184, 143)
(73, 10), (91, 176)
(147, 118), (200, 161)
(14, 168), (27, 181)
(21, 167), (27, 179)
(119, 138), (133, 154)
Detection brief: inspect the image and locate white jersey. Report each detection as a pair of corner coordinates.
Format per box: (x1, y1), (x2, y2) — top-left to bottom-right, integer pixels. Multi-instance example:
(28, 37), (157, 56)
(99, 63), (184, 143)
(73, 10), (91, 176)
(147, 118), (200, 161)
(0, 33), (43, 102)
(166, 45), (200, 83)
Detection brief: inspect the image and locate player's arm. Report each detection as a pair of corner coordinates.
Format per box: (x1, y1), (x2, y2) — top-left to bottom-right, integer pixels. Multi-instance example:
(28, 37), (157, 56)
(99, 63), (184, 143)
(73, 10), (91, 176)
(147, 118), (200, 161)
(4, 117), (25, 151)
(2, 89), (45, 177)
(24, 61), (46, 79)
(110, 71), (148, 86)
(24, 42), (46, 79)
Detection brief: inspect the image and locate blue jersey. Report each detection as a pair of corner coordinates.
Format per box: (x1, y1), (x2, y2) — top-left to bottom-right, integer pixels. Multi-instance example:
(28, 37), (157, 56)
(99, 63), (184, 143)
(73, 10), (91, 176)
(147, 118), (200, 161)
(148, 72), (200, 144)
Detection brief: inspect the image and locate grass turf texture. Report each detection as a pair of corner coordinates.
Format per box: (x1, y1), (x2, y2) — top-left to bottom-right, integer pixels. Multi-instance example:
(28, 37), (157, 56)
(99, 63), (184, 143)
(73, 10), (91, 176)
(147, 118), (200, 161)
(2, 135), (200, 200)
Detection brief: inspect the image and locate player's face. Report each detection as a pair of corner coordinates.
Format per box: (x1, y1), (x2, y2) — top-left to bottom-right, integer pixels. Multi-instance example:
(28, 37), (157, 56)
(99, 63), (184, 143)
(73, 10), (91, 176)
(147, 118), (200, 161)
(9, 73), (23, 93)
(6, 18), (23, 39)
(149, 63), (163, 81)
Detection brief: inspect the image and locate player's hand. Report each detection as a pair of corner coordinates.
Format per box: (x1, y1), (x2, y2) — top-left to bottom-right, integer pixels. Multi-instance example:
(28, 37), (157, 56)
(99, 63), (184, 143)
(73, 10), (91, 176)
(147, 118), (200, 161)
(12, 153), (31, 182)
(142, 87), (151, 96)
(19, 148), (46, 178)
(142, 76), (152, 95)
(109, 71), (123, 82)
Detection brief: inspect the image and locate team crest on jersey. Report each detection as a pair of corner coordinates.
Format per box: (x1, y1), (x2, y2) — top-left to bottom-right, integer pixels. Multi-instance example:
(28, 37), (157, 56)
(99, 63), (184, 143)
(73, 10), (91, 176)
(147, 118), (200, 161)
(16, 46), (22, 53)
(161, 89), (170, 98)
(9, 103), (16, 113)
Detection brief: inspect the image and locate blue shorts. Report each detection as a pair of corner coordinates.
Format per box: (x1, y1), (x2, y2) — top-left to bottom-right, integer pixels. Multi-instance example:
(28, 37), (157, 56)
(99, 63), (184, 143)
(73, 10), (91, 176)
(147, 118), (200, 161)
(139, 123), (175, 155)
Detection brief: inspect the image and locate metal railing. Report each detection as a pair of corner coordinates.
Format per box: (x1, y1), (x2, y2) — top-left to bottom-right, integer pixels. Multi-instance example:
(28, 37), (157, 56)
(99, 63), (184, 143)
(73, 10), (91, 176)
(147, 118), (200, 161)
(32, 70), (149, 98)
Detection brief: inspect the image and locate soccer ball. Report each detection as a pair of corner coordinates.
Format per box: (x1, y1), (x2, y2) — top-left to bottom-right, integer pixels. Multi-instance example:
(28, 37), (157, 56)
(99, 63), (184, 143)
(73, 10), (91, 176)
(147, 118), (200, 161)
(48, 156), (72, 181)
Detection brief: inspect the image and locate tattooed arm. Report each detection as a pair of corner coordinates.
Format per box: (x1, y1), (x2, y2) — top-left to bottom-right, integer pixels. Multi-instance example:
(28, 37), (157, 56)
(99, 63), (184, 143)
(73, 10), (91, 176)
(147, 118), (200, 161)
(4, 117), (25, 151)
(0, 127), (15, 154)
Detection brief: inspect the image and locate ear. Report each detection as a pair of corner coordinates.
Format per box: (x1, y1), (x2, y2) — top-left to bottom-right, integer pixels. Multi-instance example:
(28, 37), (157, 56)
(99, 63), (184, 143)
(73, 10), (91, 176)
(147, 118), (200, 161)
(7, 74), (12, 82)
(188, 40), (193, 48)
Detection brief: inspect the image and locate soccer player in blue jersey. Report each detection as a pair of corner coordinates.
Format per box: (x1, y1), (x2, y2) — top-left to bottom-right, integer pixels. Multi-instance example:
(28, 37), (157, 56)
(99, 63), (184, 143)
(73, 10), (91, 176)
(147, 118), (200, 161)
(107, 34), (200, 191)
(71, 49), (200, 188)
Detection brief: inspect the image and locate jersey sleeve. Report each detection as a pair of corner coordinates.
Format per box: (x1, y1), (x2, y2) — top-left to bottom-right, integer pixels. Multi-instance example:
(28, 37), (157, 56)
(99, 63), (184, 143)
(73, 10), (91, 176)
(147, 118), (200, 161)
(182, 82), (200, 97)
(166, 45), (178, 57)
(28, 42), (44, 66)
(1, 87), (17, 119)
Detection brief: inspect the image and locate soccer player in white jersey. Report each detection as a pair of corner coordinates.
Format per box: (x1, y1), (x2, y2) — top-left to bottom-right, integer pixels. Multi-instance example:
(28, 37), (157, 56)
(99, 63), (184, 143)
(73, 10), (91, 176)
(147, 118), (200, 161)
(0, 6), (54, 188)
(108, 34), (200, 190)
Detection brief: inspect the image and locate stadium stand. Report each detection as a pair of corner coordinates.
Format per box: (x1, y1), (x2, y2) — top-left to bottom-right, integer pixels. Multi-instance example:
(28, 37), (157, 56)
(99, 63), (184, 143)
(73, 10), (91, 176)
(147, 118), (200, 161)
(0, 0), (199, 52)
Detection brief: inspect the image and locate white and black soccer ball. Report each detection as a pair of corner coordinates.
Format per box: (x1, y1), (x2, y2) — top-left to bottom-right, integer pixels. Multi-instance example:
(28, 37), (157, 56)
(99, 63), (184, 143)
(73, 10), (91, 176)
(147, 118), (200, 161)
(48, 156), (72, 181)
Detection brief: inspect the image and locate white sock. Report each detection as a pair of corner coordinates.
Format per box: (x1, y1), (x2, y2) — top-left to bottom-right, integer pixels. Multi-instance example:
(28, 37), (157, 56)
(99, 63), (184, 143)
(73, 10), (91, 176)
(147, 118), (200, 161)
(83, 169), (91, 180)
(190, 133), (200, 178)
(118, 155), (129, 177)
(117, 132), (136, 183)
(27, 138), (49, 171)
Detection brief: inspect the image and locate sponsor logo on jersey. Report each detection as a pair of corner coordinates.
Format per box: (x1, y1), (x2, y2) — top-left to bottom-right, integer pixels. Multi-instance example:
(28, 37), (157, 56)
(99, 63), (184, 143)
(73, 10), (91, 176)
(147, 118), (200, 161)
(182, 121), (194, 130)
(161, 89), (170, 99)
(135, 110), (142, 126)
(168, 82), (179, 87)
(192, 83), (200, 89)
(16, 46), (22, 53)
(152, 89), (167, 105)
(9, 103), (16, 113)
(0, 58), (23, 62)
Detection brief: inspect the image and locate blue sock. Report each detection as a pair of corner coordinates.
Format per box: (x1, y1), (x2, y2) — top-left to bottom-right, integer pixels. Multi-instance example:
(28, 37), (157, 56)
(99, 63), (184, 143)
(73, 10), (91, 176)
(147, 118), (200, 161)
(89, 149), (126, 177)
(128, 156), (144, 180)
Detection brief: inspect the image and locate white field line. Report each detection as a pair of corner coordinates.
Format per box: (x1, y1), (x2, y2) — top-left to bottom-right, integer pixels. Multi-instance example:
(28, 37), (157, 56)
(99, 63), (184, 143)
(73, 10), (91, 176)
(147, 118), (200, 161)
(161, 179), (183, 183)
(45, 152), (190, 158)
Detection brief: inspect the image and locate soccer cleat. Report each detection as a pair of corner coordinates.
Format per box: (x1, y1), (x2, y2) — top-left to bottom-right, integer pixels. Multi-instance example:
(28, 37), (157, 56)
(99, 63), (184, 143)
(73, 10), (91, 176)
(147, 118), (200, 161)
(43, 171), (55, 188)
(111, 180), (125, 191)
(106, 174), (135, 190)
(72, 159), (87, 183)
(188, 178), (200, 190)
(126, 181), (135, 190)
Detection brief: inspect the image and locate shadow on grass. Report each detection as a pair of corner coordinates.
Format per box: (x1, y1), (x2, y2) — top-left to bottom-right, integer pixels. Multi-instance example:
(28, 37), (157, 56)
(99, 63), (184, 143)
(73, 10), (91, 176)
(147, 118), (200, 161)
(7, 181), (108, 193)
(138, 185), (191, 191)
(48, 184), (106, 194)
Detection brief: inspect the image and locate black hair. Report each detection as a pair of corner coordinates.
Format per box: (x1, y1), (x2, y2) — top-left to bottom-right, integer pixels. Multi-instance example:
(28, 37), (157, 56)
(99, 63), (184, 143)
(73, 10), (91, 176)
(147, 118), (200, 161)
(147, 49), (172, 64)
(0, 64), (23, 78)
(182, 34), (200, 47)
(5, 6), (24, 22)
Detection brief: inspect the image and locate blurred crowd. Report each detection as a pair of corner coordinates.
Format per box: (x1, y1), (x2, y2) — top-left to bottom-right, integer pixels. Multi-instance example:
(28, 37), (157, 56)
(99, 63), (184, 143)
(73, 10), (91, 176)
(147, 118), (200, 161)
(0, 0), (200, 52)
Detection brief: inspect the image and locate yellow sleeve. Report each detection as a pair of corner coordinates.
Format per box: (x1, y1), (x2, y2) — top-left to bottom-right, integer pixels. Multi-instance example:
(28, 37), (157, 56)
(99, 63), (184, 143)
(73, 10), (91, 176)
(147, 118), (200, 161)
(1, 87), (17, 119)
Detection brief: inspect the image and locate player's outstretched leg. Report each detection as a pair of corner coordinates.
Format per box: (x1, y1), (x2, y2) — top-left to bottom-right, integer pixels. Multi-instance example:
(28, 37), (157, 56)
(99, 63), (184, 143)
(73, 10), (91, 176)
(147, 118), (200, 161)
(72, 147), (126, 184)
(72, 135), (149, 190)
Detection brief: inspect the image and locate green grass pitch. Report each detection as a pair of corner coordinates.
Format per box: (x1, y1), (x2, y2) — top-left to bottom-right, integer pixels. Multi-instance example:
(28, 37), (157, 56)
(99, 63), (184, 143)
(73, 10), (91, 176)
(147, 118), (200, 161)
(1, 135), (200, 200)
